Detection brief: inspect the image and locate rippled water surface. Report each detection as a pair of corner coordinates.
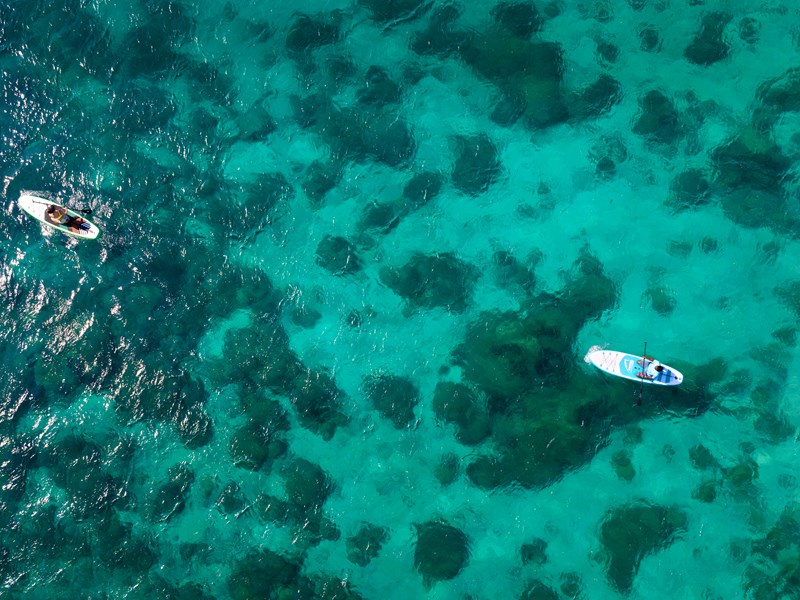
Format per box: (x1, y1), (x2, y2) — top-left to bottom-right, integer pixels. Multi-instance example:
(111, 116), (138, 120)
(2, 1), (800, 598)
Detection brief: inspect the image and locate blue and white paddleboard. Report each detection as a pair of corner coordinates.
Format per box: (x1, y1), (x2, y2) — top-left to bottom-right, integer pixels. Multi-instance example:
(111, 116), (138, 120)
(585, 349), (683, 386)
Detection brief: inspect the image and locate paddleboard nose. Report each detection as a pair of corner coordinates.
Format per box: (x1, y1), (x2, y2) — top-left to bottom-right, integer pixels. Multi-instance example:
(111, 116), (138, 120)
(583, 345), (602, 363)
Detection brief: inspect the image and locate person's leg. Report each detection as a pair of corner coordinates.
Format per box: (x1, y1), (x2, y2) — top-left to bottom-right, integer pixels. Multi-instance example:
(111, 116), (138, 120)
(66, 216), (85, 231)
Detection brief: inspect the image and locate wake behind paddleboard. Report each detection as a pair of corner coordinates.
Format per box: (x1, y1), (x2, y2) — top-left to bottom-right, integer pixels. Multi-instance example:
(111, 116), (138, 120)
(585, 349), (683, 386)
(18, 193), (100, 240)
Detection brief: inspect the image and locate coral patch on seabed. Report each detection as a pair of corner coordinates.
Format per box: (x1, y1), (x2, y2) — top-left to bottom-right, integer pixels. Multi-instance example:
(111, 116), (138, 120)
(364, 372), (419, 429)
(346, 523), (389, 567)
(598, 503), (688, 593)
(432, 381), (490, 445)
(414, 520), (470, 587)
(380, 252), (479, 313)
(452, 248), (630, 489)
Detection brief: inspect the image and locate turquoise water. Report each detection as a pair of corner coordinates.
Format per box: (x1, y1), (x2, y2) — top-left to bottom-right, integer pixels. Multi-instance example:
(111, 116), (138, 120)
(2, 0), (800, 598)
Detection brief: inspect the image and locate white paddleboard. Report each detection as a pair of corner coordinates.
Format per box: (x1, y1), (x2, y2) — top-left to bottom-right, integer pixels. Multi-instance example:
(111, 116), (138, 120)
(585, 349), (683, 386)
(18, 193), (100, 240)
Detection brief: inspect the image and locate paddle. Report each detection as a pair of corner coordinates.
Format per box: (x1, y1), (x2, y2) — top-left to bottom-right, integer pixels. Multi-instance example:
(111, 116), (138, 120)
(637, 341), (647, 406)
(28, 197), (92, 215)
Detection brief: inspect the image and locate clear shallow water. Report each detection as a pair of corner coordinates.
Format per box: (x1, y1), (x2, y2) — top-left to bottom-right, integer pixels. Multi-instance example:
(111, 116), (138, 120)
(2, 0), (800, 598)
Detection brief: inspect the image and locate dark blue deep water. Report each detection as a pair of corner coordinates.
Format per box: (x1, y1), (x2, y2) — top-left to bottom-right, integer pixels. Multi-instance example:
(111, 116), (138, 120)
(2, 1), (800, 598)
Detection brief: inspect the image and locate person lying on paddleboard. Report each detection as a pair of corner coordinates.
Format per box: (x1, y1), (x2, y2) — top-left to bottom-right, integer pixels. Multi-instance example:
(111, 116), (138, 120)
(45, 204), (87, 232)
(637, 356), (664, 380)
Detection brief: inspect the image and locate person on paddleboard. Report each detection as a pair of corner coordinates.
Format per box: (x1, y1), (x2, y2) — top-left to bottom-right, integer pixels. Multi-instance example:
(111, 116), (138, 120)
(45, 205), (87, 232)
(637, 356), (664, 380)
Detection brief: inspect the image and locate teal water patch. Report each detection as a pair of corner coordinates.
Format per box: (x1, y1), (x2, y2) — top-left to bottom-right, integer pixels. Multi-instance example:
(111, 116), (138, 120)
(3, 0), (800, 598)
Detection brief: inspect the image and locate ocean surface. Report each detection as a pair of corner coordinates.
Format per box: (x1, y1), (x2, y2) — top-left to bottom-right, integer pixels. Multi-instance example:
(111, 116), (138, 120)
(2, 0), (800, 598)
